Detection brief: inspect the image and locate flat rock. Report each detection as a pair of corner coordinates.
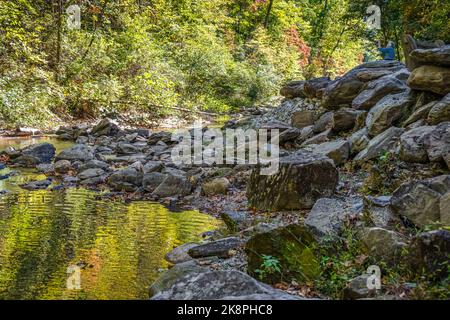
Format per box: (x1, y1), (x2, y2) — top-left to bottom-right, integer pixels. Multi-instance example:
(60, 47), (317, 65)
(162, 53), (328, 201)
(151, 269), (302, 300)
(188, 237), (242, 259)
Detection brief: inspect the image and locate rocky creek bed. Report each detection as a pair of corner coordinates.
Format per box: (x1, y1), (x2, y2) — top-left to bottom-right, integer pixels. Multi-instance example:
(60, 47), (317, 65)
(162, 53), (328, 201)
(1, 46), (450, 300)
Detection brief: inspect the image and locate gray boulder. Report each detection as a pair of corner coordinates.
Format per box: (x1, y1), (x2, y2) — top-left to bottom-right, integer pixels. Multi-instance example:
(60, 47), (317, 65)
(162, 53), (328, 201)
(142, 172), (167, 191)
(424, 122), (450, 163)
(310, 140), (350, 166)
(56, 144), (94, 162)
(280, 80), (306, 99)
(428, 94), (450, 125)
(301, 129), (333, 146)
(391, 175), (450, 227)
(53, 160), (71, 174)
(355, 127), (404, 162)
(313, 112), (334, 133)
(403, 101), (436, 127)
(152, 173), (192, 198)
(322, 60), (404, 108)
(410, 45), (450, 67)
(91, 118), (119, 136)
(332, 108), (364, 133)
(399, 126), (435, 163)
(342, 274), (380, 300)
(247, 151), (338, 211)
(304, 77), (331, 98)
(360, 227), (408, 264)
(108, 166), (143, 191)
(407, 65), (450, 95)
(291, 110), (316, 129)
(363, 196), (398, 228)
(352, 75), (407, 111)
(305, 197), (363, 238)
(13, 143), (56, 166)
(151, 269), (301, 300)
(366, 91), (413, 137)
(407, 230), (450, 279)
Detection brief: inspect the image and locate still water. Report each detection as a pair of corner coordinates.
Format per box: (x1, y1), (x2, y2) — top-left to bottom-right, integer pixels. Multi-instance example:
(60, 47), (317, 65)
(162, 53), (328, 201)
(0, 137), (220, 299)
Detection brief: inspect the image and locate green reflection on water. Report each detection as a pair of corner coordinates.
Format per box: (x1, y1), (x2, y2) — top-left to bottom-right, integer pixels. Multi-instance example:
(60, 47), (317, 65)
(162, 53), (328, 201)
(0, 137), (220, 300)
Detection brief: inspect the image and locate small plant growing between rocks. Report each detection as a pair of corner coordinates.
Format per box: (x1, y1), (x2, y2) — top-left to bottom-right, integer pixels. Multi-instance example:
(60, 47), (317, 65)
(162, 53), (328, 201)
(255, 255), (282, 281)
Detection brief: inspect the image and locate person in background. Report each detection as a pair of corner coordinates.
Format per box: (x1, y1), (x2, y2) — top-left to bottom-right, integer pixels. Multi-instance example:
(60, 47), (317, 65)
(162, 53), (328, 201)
(378, 40), (396, 60)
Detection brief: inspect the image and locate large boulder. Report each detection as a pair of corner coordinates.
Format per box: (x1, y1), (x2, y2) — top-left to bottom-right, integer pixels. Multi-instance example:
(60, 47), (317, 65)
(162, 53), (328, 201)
(403, 101), (437, 127)
(247, 151), (338, 211)
(399, 126), (435, 163)
(56, 144), (94, 162)
(91, 118), (120, 136)
(409, 45), (450, 67)
(332, 108), (364, 133)
(108, 165), (143, 191)
(149, 261), (206, 297)
(366, 91), (413, 137)
(360, 227), (408, 265)
(352, 75), (407, 111)
(142, 172), (167, 191)
(391, 175), (450, 227)
(305, 197), (363, 238)
(291, 110), (316, 129)
(354, 127), (404, 162)
(406, 230), (450, 279)
(428, 94), (450, 125)
(13, 143), (56, 166)
(245, 224), (320, 284)
(424, 122), (450, 163)
(152, 172), (192, 198)
(322, 60), (405, 108)
(310, 140), (350, 166)
(313, 112), (334, 133)
(280, 80), (306, 99)
(407, 65), (450, 95)
(303, 77), (331, 98)
(151, 268), (301, 300)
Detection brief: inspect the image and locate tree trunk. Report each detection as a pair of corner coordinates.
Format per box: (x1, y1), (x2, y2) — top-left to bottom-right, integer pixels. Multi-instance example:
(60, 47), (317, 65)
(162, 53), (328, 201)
(54, 0), (63, 83)
(264, 0), (274, 28)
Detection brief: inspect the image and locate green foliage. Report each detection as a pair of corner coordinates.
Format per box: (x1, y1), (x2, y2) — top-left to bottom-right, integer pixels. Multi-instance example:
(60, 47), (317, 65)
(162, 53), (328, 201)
(1, 0), (447, 127)
(314, 226), (366, 298)
(255, 255), (282, 281)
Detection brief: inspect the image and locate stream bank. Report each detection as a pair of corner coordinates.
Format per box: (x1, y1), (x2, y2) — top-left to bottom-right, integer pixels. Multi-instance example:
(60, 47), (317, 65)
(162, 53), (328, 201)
(1, 46), (450, 300)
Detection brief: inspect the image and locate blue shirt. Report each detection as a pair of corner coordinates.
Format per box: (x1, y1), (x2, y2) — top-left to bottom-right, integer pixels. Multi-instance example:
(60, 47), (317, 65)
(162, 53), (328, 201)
(378, 47), (395, 60)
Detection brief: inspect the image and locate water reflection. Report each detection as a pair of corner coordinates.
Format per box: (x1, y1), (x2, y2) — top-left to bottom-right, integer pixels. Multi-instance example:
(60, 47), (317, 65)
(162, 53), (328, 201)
(0, 137), (220, 300)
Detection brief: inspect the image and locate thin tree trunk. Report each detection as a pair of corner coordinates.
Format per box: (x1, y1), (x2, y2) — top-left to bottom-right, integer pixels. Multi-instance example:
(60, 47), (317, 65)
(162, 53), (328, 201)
(264, 0), (274, 28)
(54, 0), (63, 83)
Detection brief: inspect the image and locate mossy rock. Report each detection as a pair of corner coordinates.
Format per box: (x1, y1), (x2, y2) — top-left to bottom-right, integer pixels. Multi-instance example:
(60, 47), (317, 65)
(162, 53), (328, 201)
(245, 224), (320, 284)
